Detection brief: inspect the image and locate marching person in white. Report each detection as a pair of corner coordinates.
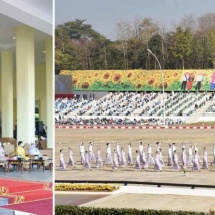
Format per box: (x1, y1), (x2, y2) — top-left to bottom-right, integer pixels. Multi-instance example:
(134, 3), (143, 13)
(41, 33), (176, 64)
(59, 149), (67, 170)
(194, 143), (198, 154)
(79, 142), (85, 165)
(88, 142), (95, 163)
(68, 148), (75, 167)
(181, 147), (187, 169)
(84, 151), (91, 170)
(167, 144), (173, 166)
(211, 144), (215, 166)
(115, 142), (122, 163)
(192, 150), (201, 171)
(127, 143), (133, 165)
(121, 147), (127, 167)
(105, 143), (112, 165)
(155, 142), (161, 152)
(147, 144), (154, 166)
(159, 148), (165, 167)
(96, 147), (103, 168)
(135, 150), (142, 171)
(173, 150), (180, 170)
(172, 143), (176, 160)
(112, 150), (119, 171)
(138, 141), (144, 155)
(187, 144), (193, 166)
(154, 151), (162, 172)
(202, 147), (208, 169)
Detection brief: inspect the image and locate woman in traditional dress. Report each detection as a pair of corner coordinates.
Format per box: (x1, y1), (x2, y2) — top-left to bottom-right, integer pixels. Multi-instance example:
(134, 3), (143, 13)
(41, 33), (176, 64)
(173, 150), (180, 170)
(192, 151), (200, 171)
(187, 144), (193, 166)
(181, 147), (187, 169)
(68, 148), (75, 167)
(127, 143), (133, 165)
(84, 151), (91, 169)
(140, 149), (148, 169)
(105, 143), (112, 165)
(202, 147), (208, 169)
(135, 150), (142, 171)
(112, 150), (119, 171)
(88, 142), (95, 163)
(115, 142), (122, 164)
(147, 144), (154, 166)
(121, 147), (127, 167)
(59, 149), (66, 170)
(167, 144), (173, 166)
(154, 151), (162, 172)
(96, 147), (103, 168)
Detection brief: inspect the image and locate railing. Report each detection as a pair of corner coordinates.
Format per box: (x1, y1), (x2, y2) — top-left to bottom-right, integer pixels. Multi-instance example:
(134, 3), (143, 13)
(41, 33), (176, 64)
(55, 180), (215, 190)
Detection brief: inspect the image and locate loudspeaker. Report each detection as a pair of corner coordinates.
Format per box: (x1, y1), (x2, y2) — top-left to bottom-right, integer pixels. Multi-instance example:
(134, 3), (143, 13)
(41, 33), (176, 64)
(36, 121), (43, 133)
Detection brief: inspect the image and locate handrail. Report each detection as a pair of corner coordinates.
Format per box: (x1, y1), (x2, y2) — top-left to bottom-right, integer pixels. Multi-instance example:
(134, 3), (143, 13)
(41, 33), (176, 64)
(55, 180), (215, 189)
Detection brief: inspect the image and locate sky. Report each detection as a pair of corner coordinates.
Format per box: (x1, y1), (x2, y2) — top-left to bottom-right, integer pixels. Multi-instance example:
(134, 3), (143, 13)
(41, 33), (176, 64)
(55, 0), (215, 40)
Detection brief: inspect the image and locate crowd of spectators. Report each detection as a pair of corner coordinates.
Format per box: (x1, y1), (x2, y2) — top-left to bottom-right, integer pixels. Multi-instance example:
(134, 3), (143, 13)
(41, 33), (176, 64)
(206, 104), (215, 112)
(55, 117), (184, 126)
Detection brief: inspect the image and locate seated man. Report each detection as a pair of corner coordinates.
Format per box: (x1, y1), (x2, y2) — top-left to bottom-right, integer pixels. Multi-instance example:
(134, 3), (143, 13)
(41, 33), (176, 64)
(29, 142), (42, 156)
(11, 141), (29, 160)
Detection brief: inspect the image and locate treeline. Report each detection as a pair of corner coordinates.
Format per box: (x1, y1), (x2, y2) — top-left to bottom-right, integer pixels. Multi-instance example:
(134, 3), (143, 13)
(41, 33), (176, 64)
(55, 13), (215, 74)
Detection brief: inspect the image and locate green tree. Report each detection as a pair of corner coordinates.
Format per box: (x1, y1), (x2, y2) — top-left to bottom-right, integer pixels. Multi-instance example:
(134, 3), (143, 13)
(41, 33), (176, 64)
(169, 27), (192, 69)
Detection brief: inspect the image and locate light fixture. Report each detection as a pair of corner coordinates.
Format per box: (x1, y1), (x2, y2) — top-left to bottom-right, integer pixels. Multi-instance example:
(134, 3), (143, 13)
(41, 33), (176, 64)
(43, 51), (46, 53)
(12, 36), (16, 39)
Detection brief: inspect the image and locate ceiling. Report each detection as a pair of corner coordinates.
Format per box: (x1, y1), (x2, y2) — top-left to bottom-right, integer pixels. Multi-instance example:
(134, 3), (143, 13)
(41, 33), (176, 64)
(0, 0), (53, 68)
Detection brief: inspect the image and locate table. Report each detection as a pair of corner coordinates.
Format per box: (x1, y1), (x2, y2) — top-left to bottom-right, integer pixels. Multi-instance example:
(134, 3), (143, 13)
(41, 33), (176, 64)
(7, 159), (31, 174)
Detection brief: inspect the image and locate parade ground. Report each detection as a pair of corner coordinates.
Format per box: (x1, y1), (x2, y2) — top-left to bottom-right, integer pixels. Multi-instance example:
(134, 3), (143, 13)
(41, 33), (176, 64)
(55, 128), (215, 185)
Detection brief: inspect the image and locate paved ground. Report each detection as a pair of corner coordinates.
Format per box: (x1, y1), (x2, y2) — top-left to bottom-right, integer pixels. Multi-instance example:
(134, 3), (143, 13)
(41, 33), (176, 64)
(55, 194), (107, 206)
(0, 167), (52, 182)
(55, 129), (215, 185)
(81, 193), (215, 213)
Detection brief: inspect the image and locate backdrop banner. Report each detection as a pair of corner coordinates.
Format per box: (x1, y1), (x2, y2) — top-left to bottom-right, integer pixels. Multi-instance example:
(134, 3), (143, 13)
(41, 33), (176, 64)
(60, 70), (215, 92)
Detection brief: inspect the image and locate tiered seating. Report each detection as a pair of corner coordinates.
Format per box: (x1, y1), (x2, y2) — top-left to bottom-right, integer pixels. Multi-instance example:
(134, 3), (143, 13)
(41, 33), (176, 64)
(55, 92), (215, 126)
(205, 103), (215, 112)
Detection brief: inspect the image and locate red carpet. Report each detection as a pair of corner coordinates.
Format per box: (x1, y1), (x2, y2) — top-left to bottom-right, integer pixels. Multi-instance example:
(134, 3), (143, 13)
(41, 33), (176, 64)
(0, 178), (52, 194)
(3, 199), (53, 215)
(0, 178), (53, 214)
(6, 190), (52, 204)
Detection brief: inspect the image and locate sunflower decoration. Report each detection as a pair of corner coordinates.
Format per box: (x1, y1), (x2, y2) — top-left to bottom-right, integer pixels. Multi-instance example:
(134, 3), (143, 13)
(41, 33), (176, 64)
(72, 77), (78, 85)
(126, 71), (133, 79)
(148, 77), (155, 86)
(159, 82), (168, 89)
(113, 73), (122, 83)
(173, 71), (178, 78)
(81, 82), (90, 89)
(136, 83), (142, 89)
(103, 72), (111, 81)
(94, 72), (99, 78)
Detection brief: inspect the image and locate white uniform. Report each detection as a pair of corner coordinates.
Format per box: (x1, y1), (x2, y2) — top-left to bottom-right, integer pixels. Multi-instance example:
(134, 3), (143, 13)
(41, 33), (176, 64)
(29, 144), (41, 155)
(80, 143), (85, 164)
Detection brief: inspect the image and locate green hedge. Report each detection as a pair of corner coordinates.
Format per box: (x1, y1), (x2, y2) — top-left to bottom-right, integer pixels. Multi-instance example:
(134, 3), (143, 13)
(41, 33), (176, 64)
(55, 206), (206, 215)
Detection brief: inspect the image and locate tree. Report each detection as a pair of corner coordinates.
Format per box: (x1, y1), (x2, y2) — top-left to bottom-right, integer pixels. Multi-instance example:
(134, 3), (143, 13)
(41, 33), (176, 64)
(169, 27), (192, 69)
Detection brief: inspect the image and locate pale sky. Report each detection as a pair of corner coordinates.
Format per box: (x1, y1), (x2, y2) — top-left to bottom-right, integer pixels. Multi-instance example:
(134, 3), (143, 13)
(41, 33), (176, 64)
(55, 0), (215, 40)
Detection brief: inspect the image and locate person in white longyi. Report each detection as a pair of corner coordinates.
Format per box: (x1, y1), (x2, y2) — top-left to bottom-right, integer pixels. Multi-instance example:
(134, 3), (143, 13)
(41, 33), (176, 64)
(127, 143), (133, 165)
(79, 142), (85, 165)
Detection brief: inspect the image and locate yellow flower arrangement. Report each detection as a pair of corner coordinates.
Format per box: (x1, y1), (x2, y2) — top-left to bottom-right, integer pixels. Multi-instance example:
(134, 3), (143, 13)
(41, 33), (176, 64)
(55, 183), (120, 192)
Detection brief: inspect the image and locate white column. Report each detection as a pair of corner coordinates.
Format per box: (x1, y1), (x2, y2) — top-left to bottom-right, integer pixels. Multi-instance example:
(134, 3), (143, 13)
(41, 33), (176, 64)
(45, 38), (53, 149)
(1, 50), (13, 137)
(16, 25), (35, 143)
